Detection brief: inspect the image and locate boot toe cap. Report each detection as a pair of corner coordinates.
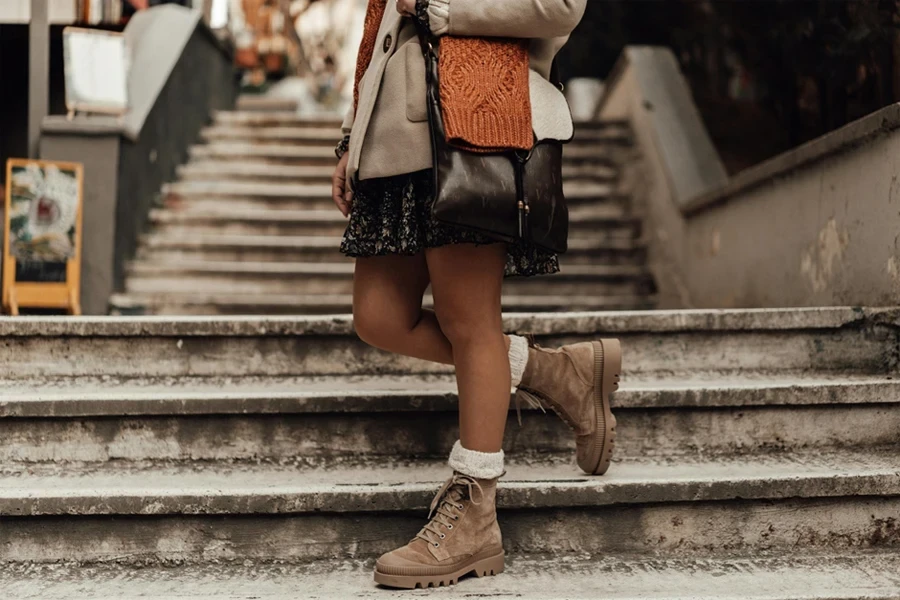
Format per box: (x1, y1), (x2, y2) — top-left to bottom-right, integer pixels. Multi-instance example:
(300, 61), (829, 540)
(376, 544), (436, 573)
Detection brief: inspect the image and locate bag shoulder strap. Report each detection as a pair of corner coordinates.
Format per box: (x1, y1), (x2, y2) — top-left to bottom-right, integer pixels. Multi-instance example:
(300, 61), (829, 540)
(550, 58), (563, 91)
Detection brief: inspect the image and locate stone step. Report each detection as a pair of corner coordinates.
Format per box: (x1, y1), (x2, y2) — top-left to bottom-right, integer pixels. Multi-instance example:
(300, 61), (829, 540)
(123, 261), (655, 297)
(188, 142), (617, 166)
(153, 199), (632, 224)
(0, 308), (895, 379)
(562, 162), (620, 181)
(134, 234), (647, 266)
(199, 124), (631, 147)
(0, 448), (895, 562)
(1, 373), (896, 462)
(177, 162), (338, 183)
(176, 161), (620, 184)
(4, 552), (899, 599)
(109, 291), (658, 315)
(234, 96), (300, 113)
(159, 180), (629, 213)
(188, 143), (338, 166)
(146, 207), (641, 238)
(212, 110), (343, 127)
(201, 125), (342, 146)
(163, 179), (620, 201)
(147, 207), (355, 237)
(211, 110), (626, 131)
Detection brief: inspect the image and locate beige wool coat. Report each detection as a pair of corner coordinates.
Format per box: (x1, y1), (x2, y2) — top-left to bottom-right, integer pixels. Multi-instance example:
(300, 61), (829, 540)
(343, 0), (588, 184)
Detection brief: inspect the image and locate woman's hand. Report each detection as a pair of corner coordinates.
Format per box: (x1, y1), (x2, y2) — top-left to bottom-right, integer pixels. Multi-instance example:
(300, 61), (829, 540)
(332, 152), (352, 218)
(396, 0), (416, 16)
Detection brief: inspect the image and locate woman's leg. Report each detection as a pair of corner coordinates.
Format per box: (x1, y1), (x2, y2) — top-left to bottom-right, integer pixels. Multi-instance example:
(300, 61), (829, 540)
(353, 253), (523, 374)
(351, 253), (454, 365)
(374, 242), (508, 589)
(425, 243), (509, 453)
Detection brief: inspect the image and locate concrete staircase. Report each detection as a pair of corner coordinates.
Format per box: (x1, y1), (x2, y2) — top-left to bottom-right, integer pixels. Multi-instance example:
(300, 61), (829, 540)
(1, 307), (899, 597)
(11, 108), (900, 597)
(109, 110), (656, 315)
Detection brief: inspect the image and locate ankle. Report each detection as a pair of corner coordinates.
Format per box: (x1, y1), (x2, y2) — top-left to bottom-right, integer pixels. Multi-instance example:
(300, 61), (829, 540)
(449, 440), (504, 480)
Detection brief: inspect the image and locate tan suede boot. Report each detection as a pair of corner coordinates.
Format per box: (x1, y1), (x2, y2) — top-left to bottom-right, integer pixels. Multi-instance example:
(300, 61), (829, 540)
(374, 473), (504, 589)
(516, 338), (621, 475)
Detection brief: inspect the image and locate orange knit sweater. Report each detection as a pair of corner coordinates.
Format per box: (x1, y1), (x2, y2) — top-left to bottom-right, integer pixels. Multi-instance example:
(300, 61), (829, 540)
(353, 0), (532, 152)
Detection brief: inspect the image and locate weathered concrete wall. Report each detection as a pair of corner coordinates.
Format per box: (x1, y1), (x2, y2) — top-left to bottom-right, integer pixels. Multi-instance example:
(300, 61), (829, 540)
(602, 64), (688, 308)
(598, 47), (727, 308)
(684, 108), (900, 307)
(600, 47), (900, 308)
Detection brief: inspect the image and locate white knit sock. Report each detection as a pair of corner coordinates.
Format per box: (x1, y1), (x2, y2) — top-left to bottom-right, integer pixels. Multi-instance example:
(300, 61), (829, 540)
(508, 334), (529, 388)
(449, 440), (505, 480)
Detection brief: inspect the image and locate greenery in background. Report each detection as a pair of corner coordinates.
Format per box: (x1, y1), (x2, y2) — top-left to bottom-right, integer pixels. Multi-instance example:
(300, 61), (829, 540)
(562, 0), (900, 172)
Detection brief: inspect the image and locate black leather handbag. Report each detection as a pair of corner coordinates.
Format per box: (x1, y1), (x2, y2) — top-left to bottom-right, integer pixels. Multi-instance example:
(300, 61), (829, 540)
(418, 33), (571, 254)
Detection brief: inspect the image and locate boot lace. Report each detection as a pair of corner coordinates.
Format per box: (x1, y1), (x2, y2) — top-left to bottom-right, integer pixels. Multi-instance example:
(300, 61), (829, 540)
(517, 387), (577, 429)
(514, 388), (547, 426)
(415, 473), (484, 547)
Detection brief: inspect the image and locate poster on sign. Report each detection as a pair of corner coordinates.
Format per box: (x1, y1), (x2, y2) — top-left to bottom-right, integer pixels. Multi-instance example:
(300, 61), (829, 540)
(3, 159), (84, 315)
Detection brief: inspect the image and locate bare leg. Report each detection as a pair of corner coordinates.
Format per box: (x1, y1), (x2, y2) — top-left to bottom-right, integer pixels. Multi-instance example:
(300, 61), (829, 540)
(353, 254), (512, 366)
(426, 243), (509, 453)
(372, 245), (509, 590)
(352, 253), (454, 364)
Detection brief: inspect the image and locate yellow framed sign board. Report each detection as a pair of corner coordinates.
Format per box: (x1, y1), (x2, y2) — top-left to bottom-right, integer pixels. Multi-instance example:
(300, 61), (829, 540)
(3, 159), (84, 315)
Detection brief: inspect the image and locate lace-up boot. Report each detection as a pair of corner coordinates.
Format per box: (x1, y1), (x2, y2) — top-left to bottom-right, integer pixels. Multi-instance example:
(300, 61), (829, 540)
(374, 473), (503, 589)
(516, 338), (622, 475)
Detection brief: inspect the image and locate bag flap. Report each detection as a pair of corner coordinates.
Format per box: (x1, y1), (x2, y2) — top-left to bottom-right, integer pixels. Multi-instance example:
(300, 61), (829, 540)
(530, 69), (574, 143)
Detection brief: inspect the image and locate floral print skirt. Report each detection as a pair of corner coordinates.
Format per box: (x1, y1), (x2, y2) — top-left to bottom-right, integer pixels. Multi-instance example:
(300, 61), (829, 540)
(339, 169), (559, 278)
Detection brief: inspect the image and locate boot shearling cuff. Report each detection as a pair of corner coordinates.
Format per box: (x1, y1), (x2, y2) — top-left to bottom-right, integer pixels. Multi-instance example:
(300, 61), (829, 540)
(508, 334), (529, 388)
(449, 440), (505, 480)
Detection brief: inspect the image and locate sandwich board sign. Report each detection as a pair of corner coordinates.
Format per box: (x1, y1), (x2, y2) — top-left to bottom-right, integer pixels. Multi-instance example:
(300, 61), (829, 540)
(3, 159), (84, 315)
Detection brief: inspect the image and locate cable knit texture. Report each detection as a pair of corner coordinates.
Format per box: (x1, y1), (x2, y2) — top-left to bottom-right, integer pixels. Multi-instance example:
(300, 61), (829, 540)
(438, 36), (532, 152)
(353, 0), (532, 152)
(449, 440), (505, 479)
(352, 0), (388, 111)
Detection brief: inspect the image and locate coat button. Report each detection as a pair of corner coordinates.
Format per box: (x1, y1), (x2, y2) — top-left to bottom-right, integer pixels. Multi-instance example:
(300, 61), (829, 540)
(383, 34), (392, 52)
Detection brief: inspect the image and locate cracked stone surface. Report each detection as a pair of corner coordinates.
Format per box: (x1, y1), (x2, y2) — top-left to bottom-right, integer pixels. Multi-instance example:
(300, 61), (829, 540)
(2, 552), (900, 599)
(0, 448), (896, 516)
(0, 372), (898, 417)
(1, 306), (896, 337)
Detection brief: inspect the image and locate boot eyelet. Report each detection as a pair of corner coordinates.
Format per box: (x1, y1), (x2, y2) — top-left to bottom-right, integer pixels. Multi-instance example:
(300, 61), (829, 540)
(439, 533), (445, 539)
(447, 524), (453, 529)
(453, 515), (459, 520)
(434, 542), (440, 547)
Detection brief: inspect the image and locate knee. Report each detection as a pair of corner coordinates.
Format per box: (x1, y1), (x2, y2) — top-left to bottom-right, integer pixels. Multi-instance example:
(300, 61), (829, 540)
(434, 304), (501, 349)
(353, 304), (392, 350)
(353, 301), (413, 351)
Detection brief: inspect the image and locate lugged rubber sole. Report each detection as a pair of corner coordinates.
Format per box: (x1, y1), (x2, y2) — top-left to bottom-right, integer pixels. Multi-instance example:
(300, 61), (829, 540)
(374, 550), (505, 589)
(582, 338), (621, 476)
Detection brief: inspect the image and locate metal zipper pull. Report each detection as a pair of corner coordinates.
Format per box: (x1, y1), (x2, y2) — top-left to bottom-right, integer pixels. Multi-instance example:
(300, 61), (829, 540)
(523, 202), (530, 241)
(514, 149), (533, 241)
(517, 200), (525, 238)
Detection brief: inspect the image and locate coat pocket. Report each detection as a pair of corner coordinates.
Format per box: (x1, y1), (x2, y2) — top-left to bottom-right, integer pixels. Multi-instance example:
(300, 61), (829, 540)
(405, 42), (428, 122)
